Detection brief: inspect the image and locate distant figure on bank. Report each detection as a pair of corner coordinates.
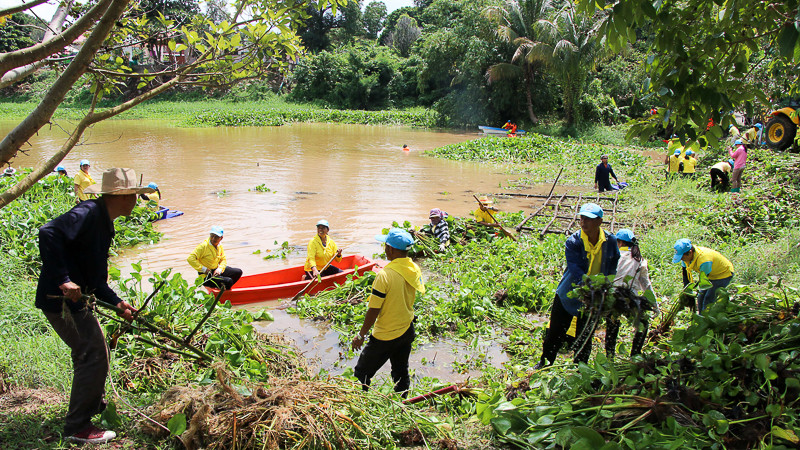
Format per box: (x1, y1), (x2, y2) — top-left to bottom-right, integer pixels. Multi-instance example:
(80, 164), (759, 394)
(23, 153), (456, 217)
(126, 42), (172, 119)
(304, 219), (343, 280)
(742, 124), (761, 148)
(681, 149), (697, 176)
(609, 229), (656, 358)
(74, 160), (96, 202)
(37, 168), (150, 444)
(55, 165), (68, 177)
(139, 182), (161, 205)
(666, 149), (682, 177)
(3, 167), (16, 177)
(474, 195), (499, 227)
(502, 120), (518, 136)
(426, 208), (450, 251)
(594, 155), (620, 192)
(352, 228), (425, 396)
(402, 144), (411, 152)
(672, 238), (734, 313)
(535, 203), (620, 368)
(728, 139), (747, 193)
(710, 159), (734, 192)
(188, 226), (242, 290)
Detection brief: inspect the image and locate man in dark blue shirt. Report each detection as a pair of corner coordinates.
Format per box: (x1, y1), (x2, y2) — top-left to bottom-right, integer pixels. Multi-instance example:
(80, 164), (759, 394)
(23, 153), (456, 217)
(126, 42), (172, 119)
(594, 155), (620, 192)
(37, 168), (152, 444)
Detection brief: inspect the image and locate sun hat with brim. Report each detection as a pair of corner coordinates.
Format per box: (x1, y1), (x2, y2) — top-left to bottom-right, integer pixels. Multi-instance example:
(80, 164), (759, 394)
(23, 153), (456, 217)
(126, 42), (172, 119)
(728, 159), (735, 168)
(672, 238), (693, 263)
(734, 139), (743, 145)
(79, 159), (90, 166)
(316, 219), (330, 229)
(210, 226), (224, 237)
(579, 203), (604, 219)
(375, 228), (414, 251)
(615, 229), (635, 243)
(478, 195), (493, 205)
(83, 168), (155, 195)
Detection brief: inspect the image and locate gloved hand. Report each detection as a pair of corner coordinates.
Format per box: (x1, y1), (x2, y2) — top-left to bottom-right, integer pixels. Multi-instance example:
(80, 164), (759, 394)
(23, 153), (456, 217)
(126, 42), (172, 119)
(439, 243), (446, 252)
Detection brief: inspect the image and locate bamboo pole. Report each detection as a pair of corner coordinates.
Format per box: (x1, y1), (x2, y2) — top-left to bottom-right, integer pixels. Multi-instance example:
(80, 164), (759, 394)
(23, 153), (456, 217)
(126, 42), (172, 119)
(541, 192), (568, 236)
(473, 194), (517, 241)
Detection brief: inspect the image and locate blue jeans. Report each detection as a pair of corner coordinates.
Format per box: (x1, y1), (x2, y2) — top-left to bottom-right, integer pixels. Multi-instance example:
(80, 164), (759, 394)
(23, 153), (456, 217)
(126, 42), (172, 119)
(697, 276), (733, 312)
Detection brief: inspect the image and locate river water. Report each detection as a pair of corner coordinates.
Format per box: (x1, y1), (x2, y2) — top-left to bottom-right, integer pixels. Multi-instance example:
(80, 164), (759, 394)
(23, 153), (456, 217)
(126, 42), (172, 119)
(6, 119), (545, 381)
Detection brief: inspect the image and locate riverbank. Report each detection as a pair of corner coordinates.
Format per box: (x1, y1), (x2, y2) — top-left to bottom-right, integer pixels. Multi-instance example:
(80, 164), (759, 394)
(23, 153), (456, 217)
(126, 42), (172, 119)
(2, 132), (799, 448)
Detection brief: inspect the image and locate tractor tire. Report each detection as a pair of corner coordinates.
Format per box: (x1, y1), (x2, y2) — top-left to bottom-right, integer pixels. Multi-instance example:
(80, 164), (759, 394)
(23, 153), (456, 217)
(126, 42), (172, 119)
(765, 114), (797, 150)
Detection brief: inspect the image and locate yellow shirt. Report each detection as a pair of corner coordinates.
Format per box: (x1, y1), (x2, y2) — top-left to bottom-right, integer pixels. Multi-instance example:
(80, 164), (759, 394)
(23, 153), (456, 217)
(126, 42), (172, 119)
(668, 154), (682, 173)
(684, 246), (734, 282)
(711, 162), (732, 173)
(304, 235), (341, 271)
(580, 229), (606, 276)
(187, 238), (227, 273)
(145, 191), (160, 205)
(73, 170), (95, 201)
(682, 156), (697, 173)
(742, 127), (758, 144)
(474, 208), (496, 224)
(367, 257), (425, 340)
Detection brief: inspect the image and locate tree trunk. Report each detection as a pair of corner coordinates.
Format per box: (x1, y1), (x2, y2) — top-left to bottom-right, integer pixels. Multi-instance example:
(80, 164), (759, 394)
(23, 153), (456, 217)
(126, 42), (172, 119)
(524, 65), (538, 125)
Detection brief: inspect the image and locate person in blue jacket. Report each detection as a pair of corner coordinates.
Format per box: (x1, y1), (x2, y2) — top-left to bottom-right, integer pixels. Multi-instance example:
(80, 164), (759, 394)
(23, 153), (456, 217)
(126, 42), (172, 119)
(594, 155), (620, 192)
(535, 203), (620, 368)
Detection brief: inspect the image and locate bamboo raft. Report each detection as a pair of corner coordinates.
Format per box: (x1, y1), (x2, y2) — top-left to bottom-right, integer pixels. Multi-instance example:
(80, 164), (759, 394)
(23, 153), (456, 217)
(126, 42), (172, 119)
(508, 189), (633, 236)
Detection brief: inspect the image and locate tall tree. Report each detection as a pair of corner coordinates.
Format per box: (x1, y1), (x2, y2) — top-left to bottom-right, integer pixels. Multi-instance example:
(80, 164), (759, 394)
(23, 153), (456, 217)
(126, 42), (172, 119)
(0, 0), (345, 208)
(485, 0), (554, 125)
(386, 14), (420, 57)
(363, 1), (387, 40)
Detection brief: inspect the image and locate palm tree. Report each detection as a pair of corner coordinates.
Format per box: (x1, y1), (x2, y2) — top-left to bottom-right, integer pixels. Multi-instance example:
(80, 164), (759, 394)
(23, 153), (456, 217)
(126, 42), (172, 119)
(532, 4), (600, 125)
(484, 0), (554, 125)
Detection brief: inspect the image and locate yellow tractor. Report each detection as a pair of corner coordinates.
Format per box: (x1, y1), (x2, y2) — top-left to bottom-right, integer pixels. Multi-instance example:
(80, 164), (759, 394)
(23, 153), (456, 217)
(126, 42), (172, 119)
(765, 107), (798, 150)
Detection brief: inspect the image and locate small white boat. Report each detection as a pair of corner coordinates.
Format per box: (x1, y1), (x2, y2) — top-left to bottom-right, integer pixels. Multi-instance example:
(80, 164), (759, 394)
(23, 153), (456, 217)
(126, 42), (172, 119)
(478, 126), (526, 136)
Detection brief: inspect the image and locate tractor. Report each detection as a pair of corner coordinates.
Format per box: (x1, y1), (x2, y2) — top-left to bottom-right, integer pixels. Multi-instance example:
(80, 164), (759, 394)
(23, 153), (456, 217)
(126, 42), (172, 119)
(765, 107), (798, 150)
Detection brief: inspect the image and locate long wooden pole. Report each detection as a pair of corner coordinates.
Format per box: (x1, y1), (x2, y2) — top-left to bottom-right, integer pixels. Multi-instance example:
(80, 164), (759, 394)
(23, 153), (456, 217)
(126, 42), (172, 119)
(291, 252), (339, 303)
(473, 195), (517, 241)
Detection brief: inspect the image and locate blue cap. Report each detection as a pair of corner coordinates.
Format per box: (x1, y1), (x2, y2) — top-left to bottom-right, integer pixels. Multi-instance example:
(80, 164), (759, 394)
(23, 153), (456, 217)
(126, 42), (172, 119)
(734, 139), (743, 145)
(686, 149), (694, 156)
(316, 219), (329, 228)
(579, 203), (603, 219)
(79, 159), (90, 166)
(615, 229), (635, 242)
(210, 226), (224, 237)
(755, 123), (763, 129)
(674, 149), (681, 155)
(672, 238), (692, 263)
(728, 158), (735, 167)
(375, 228), (415, 251)
(147, 182), (158, 189)
(56, 165), (66, 172)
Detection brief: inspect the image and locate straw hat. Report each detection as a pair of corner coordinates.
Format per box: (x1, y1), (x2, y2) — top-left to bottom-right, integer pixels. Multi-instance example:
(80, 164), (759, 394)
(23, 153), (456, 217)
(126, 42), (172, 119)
(478, 195), (493, 205)
(83, 168), (155, 195)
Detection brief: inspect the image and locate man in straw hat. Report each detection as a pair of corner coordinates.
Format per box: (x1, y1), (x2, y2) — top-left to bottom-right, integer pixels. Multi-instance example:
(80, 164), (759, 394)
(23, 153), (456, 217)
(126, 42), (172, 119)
(36, 168), (153, 444)
(474, 195), (500, 228)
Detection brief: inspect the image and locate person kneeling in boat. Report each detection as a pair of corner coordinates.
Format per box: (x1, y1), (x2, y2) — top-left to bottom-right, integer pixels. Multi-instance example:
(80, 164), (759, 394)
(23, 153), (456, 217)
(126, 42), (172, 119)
(188, 226), (242, 290)
(352, 228), (425, 396)
(304, 219), (343, 280)
(474, 196), (500, 228)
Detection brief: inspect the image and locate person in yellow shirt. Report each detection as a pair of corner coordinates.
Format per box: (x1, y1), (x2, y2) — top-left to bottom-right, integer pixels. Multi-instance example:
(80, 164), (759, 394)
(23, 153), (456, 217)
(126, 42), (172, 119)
(666, 149), (683, 178)
(304, 219), (343, 280)
(710, 159), (734, 192)
(681, 149), (697, 176)
(187, 226), (242, 289)
(474, 195), (499, 227)
(672, 238), (734, 313)
(139, 182), (161, 206)
(352, 228), (424, 396)
(73, 160), (96, 202)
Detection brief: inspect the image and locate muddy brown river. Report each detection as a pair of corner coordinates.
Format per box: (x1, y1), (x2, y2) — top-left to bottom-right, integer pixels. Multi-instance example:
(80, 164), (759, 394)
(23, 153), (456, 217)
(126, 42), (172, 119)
(5, 119), (546, 381)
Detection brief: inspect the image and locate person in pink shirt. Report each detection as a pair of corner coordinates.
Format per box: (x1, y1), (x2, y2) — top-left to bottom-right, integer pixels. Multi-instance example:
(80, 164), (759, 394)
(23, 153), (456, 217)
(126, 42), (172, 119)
(728, 139), (747, 193)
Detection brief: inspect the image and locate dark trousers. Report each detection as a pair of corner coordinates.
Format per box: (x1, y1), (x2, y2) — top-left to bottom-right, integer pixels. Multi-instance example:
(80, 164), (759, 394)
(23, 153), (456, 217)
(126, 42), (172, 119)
(597, 180), (613, 192)
(303, 264), (342, 280)
(202, 266), (242, 290)
(354, 322), (415, 395)
(540, 295), (589, 365)
(43, 308), (109, 435)
(605, 317), (649, 358)
(710, 168), (730, 192)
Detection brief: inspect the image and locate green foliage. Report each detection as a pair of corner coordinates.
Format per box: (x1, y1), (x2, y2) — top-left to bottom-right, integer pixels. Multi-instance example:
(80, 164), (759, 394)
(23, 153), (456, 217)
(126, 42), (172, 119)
(188, 105), (439, 127)
(0, 13), (36, 52)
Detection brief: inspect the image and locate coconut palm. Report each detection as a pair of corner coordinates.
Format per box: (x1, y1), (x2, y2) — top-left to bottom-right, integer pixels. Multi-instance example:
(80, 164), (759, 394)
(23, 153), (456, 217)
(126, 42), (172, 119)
(484, 0), (554, 125)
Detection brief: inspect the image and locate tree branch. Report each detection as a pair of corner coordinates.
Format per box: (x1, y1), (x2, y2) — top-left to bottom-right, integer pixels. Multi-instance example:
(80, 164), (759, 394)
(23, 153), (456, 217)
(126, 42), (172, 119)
(0, 0), (50, 17)
(0, 0), (131, 167)
(0, 0), (112, 80)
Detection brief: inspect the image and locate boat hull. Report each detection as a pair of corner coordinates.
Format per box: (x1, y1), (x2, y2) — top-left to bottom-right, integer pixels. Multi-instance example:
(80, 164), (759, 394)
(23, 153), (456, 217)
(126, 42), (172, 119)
(478, 126), (527, 136)
(153, 206), (184, 221)
(206, 255), (379, 305)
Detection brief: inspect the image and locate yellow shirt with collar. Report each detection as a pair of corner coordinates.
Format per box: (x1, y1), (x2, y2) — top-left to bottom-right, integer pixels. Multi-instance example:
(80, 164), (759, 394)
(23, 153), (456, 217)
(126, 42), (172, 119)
(188, 238), (227, 273)
(367, 257), (425, 340)
(304, 235), (341, 271)
(474, 208), (496, 224)
(580, 229), (606, 276)
(683, 246), (734, 282)
(73, 170), (96, 201)
(682, 156), (697, 173)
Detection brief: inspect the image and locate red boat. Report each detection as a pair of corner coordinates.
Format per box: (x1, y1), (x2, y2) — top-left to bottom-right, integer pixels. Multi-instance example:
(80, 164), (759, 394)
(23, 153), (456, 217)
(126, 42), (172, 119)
(206, 255), (380, 305)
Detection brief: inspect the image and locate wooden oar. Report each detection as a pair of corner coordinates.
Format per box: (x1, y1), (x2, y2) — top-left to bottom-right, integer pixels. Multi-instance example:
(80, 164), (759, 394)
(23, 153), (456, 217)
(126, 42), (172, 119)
(473, 194), (517, 241)
(290, 252), (340, 303)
